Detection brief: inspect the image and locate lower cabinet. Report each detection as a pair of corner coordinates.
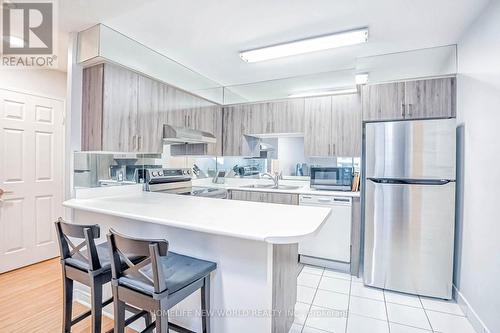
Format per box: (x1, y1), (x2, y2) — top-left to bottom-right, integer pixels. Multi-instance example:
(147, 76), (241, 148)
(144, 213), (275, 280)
(229, 190), (299, 205)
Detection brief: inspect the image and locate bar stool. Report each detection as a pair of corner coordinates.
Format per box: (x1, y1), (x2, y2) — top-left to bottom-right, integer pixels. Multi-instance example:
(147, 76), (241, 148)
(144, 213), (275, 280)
(107, 228), (217, 333)
(55, 218), (151, 333)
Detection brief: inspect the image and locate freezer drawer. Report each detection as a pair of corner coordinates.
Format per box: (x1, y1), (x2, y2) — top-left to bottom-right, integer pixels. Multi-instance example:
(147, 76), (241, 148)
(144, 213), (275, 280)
(365, 119), (456, 180)
(363, 179), (455, 299)
(299, 195), (352, 263)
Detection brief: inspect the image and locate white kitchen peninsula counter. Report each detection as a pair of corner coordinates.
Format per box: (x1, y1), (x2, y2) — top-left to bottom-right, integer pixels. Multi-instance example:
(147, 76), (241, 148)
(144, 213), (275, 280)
(63, 190), (331, 333)
(63, 191), (330, 244)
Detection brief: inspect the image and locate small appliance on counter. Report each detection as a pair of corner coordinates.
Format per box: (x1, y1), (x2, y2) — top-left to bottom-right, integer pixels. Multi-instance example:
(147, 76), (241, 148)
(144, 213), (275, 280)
(295, 163), (309, 176)
(309, 167), (353, 191)
(233, 165), (260, 177)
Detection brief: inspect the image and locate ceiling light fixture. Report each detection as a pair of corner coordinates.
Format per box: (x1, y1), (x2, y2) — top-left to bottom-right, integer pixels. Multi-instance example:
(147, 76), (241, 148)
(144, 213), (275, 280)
(355, 73), (369, 85)
(288, 87), (358, 98)
(240, 28), (368, 63)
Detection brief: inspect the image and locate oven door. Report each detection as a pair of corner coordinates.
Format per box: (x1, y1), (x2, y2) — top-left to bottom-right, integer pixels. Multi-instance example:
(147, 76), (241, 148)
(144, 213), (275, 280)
(147, 179), (192, 192)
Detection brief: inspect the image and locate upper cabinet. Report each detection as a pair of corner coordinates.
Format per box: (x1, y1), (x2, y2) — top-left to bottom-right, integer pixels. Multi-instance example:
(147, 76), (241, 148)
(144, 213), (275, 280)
(361, 82), (405, 121)
(331, 94), (362, 157)
(304, 96), (332, 157)
(222, 99), (304, 156)
(82, 63), (222, 154)
(83, 64), (453, 157)
(304, 94), (361, 157)
(404, 78), (456, 119)
(361, 77), (456, 122)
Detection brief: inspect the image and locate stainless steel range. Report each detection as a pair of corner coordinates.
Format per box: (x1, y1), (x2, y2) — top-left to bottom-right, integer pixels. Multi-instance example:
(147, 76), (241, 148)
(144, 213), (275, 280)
(140, 168), (227, 199)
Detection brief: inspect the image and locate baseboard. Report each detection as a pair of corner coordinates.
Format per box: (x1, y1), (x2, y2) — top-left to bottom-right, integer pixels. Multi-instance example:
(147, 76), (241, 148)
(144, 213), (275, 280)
(299, 255), (350, 273)
(453, 285), (490, 333)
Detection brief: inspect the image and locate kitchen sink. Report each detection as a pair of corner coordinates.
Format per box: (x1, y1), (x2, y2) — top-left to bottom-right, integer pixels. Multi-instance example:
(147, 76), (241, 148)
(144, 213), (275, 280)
(240, 184), (301, 190)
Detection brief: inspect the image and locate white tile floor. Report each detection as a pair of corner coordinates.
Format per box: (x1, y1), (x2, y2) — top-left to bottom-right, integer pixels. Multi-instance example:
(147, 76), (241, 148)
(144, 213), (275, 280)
(290, 265), (477, 333)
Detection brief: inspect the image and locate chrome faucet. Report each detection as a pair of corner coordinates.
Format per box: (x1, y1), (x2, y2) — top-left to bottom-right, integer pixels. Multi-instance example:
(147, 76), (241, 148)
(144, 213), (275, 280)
(261, 172), (279, 188)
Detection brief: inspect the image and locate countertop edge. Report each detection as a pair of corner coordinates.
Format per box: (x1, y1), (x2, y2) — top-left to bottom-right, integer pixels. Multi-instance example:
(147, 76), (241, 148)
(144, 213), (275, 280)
(63, 197), (330, 245)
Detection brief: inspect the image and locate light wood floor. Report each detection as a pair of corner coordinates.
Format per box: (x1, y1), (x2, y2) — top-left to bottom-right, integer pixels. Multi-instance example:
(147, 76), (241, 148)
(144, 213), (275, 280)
(0, 258), (136, 333)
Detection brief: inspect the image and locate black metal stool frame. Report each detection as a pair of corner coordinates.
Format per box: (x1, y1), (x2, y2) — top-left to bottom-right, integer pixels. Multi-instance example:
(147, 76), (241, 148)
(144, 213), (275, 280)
(55, 218), (150, 333)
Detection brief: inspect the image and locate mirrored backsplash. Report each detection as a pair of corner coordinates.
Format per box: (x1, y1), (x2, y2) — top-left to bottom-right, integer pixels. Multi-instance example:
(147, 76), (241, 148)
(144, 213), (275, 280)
(74, 136), (360, 188)
(73, 152), (162, 188)
(162, 136), (360, 179)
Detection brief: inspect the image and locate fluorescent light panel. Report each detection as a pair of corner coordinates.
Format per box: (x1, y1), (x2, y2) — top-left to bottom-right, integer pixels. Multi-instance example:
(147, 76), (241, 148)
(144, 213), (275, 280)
(288, 87), (358, 98)
(240, 28), (368, 63)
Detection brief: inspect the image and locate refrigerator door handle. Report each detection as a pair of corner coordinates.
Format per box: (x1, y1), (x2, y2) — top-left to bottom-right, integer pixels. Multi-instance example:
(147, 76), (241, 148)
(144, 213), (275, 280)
(367, 178), (452, 185)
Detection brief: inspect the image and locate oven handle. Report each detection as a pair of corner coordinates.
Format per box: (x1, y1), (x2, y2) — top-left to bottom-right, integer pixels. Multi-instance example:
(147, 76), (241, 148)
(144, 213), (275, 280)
(148, 177), (192, 184)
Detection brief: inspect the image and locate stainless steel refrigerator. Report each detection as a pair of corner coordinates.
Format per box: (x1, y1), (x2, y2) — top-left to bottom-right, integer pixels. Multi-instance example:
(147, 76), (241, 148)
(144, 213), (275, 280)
(363, 118), (456, 299)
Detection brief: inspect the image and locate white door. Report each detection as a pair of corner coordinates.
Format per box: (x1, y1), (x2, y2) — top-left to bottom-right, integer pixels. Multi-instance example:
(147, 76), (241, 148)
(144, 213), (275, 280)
(0, 89), (64, 273)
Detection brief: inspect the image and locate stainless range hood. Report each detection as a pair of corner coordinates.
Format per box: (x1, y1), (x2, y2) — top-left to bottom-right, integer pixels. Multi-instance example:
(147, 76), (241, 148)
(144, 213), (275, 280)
(163, 125), (216, 144)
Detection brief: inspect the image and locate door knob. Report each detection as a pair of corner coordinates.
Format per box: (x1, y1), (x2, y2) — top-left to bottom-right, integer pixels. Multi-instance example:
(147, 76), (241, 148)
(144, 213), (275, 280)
(0, 189), (13, 196)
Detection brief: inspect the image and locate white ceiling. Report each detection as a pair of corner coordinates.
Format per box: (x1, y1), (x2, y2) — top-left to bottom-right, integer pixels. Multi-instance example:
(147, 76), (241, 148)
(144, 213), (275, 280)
(59, 0), (489, 85)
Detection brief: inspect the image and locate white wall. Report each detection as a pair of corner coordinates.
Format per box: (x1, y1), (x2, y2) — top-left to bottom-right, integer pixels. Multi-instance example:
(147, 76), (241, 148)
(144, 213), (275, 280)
(456, 1), (500, 332)
(0, 68), (66, 100)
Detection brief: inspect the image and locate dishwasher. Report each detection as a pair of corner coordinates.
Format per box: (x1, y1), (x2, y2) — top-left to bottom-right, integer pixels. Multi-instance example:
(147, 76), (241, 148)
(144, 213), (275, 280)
(298, 194), (352, 270)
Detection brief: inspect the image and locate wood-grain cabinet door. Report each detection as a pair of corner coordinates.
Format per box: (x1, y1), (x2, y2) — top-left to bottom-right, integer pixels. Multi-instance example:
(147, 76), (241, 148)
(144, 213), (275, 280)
(404, 78), (456, 119)
(266, 193), (299, 205)
(230, 190), (266, 202)
(189, 105), (223, 156)
(331, 94), (362, 157)
(270, 99), (305, 134)
(222, 106), (243, 156)
(304, 96), (333, 157)
(230, 190), (298, 205)
(137, 75), (163, 153)
(222, 106), (260, 157)
(82, 64), (104, 151)
(361, 82), (405, 121)
(101, 64), (139, 152)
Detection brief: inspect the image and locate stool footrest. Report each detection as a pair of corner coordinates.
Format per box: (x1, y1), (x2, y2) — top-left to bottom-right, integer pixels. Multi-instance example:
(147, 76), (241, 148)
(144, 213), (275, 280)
(125, 309), (150, 326)
(70, 296), (114, 326)
(70, 308), (91, 326)
(140, 322), (155, 333)
(141, 321), (196, 333)
(102, 296), (113, 307)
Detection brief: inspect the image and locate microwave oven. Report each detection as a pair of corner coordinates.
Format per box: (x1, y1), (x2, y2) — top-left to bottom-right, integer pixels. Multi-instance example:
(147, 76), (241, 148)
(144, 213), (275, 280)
(310, 167), (353, 191)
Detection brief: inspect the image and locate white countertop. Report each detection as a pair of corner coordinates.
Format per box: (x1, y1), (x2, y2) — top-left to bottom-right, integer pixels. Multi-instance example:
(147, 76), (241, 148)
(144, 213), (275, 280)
(63, 191), (332, 244)
(192, 178), (360, 198)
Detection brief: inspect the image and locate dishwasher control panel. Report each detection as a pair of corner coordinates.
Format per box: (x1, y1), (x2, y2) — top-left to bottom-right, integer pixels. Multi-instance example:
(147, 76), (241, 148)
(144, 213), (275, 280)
(299, 194), (352, 206)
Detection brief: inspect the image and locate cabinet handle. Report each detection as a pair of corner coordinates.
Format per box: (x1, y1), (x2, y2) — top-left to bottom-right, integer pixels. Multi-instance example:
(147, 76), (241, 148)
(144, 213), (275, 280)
(408, 103), (413, 117)
(401, 103), (406, 117)
(138, 136), (142, 150)
(132, 135), (137, 150)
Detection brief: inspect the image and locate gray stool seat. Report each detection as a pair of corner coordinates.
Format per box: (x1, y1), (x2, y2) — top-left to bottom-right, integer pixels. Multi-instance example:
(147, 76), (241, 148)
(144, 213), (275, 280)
(119, 251), (216, 295)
